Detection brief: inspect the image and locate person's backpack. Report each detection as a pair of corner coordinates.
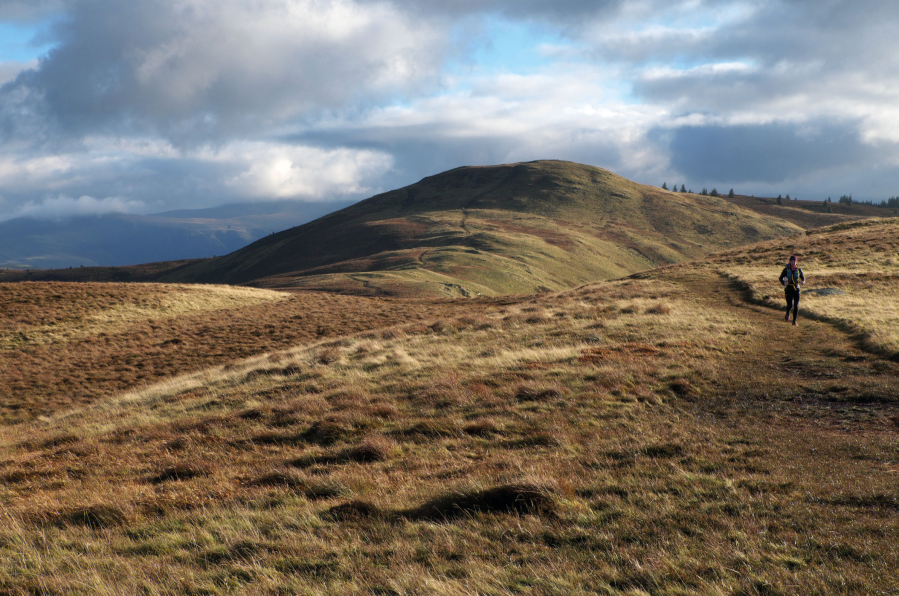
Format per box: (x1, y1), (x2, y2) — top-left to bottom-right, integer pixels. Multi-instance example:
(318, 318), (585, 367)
(782, 267), (802, 290)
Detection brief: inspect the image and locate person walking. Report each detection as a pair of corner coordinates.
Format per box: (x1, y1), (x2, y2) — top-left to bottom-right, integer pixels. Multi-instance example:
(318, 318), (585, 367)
(779, 255), (805, 326)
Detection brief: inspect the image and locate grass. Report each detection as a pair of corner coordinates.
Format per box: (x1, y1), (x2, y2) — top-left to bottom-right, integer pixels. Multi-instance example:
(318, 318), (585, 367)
(0, 283), (287, 349)
(710, 218), (899, 359)
(0, 282), (486, 423)
(720, 194), (894, 231)
(1, 244), (898, 594)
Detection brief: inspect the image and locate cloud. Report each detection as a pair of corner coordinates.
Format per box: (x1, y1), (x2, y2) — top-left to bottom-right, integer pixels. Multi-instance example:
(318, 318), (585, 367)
(4, 194), (146, 221)
(212, 142), (393, 199)
(0, 1), (66, 22)
(362, 0), (625, 20)
(0, 0), (448, 144)
(3, 0), (899, 221)
(0, 138), (395, 216)
(601, 2), (899, 138)
(654, 120), (881, 185)
(0, 59), (36, 85)
(289, 67), (670, 192)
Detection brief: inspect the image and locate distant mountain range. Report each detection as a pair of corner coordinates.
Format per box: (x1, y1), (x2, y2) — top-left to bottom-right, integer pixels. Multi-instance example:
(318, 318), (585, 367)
(0, 200), (355, 270)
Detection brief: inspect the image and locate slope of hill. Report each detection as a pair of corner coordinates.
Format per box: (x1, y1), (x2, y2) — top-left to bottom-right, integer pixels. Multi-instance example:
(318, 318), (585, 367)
(703, 217), (899, 359)
(159, 161), (801, 296)
(0, 200), (353, 270)
(2, 222), (897, 594)
(720, 194), (895, 230)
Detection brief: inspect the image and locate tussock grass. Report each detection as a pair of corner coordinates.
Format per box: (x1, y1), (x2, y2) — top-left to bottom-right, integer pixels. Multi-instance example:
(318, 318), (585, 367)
(0, 283), (484, 423)
(1, 244), (898, 594)
(0, 282), (286, 349)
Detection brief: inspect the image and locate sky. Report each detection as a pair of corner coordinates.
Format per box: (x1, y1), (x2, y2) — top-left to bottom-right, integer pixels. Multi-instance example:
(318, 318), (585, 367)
(1, 0), (898, 221)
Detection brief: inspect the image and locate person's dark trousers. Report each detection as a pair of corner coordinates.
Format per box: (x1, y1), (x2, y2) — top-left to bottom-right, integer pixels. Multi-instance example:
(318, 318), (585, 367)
(785, 287), (800, 323)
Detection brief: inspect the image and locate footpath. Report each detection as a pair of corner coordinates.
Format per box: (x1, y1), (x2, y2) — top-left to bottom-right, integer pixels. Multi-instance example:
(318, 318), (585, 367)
(659, 267), (899, 430)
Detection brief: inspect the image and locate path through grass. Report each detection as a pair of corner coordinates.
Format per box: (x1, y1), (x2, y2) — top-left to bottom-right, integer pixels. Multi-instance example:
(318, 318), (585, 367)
(1, 236), (897, 594)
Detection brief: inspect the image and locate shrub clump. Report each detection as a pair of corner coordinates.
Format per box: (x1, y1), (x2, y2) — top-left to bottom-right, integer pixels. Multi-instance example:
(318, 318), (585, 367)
(317, 348), (340, 365)
(645, 303), (671, 315)
(404, 483), (557, 521)
(302, 420), (350, 445)
(346, 435), (394, 463)
(323, 500), (387, 522)
(463, 419), (501, 436)
(668, 379), (694, 398)
(148, 464), (209, 484)
(641, 443), (685, 459)
(248, 470), (349, 500)
(514, 387), (563, 402)
(392, 420), (457, 440)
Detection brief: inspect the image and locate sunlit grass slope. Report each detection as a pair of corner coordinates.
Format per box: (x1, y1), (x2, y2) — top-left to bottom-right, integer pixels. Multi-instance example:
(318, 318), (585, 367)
(706, 218), (899, 359)
(2, 261), (897, 594)
(0, 282), (476, 423)
(161, 161), (800, 296)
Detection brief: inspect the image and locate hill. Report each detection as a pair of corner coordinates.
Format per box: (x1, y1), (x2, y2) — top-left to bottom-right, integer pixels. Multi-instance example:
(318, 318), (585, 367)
(158, 160), (802, 296)
(1, 219), (897, 594)
(0, 200), (353, 270)
(720, 194), (895, 230)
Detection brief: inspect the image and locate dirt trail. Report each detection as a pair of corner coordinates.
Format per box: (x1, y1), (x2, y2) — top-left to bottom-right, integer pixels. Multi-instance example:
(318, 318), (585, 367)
(660, 267), (899, 427)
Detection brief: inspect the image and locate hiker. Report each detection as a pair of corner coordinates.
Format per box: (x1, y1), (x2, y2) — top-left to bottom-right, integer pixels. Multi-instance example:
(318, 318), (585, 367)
(779, 255), (805, 326)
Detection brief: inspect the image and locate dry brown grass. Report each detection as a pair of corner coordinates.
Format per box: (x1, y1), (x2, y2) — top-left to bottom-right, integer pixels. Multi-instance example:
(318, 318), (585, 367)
(711, 218), (899, 359)
(1, 258), (897, 594)
(0, 282), (487, 423)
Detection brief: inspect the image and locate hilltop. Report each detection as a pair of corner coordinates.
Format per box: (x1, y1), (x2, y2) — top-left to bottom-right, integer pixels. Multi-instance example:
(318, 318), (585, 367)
(156, 160), (801, 296)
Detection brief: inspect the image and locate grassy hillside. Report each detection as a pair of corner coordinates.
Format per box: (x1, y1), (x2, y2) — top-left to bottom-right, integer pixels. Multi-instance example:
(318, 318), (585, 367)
(160, 161), (801, 296)
(0, 282), (477, 424)
(1, 226), (898, 594)
(720, 194), (897, 230)
(704, 218), (899, 359)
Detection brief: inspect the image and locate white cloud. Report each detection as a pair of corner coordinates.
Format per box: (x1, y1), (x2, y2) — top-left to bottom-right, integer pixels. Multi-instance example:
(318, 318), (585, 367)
(213, 143), (394, 199)
(0, 136), (395, 218)
(306, 66), (671, 184)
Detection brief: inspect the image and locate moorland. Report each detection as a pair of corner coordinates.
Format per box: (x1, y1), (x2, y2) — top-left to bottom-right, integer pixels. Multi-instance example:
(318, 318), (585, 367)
(0, 162), (897, 595)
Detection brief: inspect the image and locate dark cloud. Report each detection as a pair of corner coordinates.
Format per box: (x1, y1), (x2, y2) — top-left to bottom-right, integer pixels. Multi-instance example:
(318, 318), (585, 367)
(0, 0), (448, 145)
(609, 1), (899, 117)
(655, 120), (878, 184)
(0, 0), (66, 22)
